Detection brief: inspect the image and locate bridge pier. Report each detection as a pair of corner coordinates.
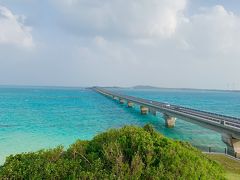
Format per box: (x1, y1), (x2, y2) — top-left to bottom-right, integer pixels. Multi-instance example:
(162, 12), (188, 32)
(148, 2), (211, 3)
(127, 101), (134, 108)
(149, 108), (157, 116)
(119, 98), (125, 104)
(222, 134), (240, 158)
(140, 106), (149, 115)
(164, 114), (176, 128)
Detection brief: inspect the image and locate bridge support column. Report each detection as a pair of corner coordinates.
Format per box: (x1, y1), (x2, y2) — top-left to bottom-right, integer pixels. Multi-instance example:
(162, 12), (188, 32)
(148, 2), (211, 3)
(119, 98), (125, 104)
(222, 134), (240, 157)
(163, 114), (176, 128)
(127, 102), (134, 108)
(149, 108), (157, 116)
(140, 106), (149, 115)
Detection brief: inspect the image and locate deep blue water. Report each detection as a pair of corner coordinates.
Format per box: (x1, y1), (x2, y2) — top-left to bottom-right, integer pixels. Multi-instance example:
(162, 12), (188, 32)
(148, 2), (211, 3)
(0, 86), (240, 164)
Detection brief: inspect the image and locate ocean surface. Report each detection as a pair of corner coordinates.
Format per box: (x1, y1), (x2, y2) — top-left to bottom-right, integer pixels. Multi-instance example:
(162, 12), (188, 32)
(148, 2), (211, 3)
(0, 86), (240, 164)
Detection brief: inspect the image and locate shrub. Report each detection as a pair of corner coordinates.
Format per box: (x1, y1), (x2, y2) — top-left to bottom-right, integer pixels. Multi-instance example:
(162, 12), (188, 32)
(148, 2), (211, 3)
(0, 125), (225, 179)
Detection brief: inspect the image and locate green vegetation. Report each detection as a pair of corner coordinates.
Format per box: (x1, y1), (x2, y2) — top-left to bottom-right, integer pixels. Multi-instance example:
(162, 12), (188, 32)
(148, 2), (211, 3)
(207, 154), (240, 180)
(0, 125), (225, 179)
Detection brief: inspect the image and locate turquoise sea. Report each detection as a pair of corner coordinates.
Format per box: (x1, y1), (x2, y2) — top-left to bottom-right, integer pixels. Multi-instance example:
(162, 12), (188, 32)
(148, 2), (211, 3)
(0, 86), (240, 164)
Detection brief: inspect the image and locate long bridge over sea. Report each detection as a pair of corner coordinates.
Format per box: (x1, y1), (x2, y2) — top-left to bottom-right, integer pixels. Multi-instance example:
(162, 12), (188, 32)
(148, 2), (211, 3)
(93, 87), (240, 157)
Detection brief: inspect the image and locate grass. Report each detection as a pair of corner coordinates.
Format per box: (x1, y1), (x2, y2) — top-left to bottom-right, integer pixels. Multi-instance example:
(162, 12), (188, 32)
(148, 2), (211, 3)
(207, 154), (240, 180)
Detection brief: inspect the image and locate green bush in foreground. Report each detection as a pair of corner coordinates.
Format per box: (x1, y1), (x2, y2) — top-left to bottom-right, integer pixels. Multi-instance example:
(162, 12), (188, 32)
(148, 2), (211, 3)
(0, 125), (225, 179)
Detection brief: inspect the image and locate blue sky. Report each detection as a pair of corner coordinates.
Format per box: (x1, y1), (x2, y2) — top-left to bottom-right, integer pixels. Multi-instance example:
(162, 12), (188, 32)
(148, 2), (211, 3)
(0, 0), (240, 90)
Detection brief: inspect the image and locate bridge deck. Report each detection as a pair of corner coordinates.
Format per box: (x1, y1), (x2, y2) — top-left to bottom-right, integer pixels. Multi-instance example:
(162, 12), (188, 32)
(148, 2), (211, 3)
(93, 87), (240, 137)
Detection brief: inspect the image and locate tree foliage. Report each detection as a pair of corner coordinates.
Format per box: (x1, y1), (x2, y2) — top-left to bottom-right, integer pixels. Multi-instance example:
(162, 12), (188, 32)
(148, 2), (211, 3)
(0, 125), (225, 179)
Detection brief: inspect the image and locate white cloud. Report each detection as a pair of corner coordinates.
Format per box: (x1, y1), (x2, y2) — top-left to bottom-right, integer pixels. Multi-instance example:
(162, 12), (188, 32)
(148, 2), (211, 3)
(54, 0), (187, 38)
(54, 1), (240, 56)
(0, 5), (34, 48)
(177, 5), (240, 56)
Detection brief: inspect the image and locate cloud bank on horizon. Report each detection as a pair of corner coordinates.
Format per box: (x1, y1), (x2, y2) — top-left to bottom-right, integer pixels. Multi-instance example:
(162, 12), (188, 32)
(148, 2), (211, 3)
(0, 0), (239, 90)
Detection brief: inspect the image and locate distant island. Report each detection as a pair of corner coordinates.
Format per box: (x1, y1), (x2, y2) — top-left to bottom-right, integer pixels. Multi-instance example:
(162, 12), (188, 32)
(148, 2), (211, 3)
(131, 85), (240, 92)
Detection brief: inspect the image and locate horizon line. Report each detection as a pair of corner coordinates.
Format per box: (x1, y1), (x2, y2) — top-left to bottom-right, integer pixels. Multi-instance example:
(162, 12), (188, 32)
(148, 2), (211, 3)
(0, 84), (239, 92)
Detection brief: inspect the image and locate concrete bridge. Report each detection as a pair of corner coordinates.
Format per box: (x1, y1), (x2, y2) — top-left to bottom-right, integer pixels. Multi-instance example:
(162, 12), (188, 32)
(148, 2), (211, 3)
(93, 87), (240, 157)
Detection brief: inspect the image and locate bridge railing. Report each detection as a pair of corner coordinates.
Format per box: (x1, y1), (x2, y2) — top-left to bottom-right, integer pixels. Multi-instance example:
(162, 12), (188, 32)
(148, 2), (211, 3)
(178, 106), (240, 123)
(193, 145), (239, 159)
